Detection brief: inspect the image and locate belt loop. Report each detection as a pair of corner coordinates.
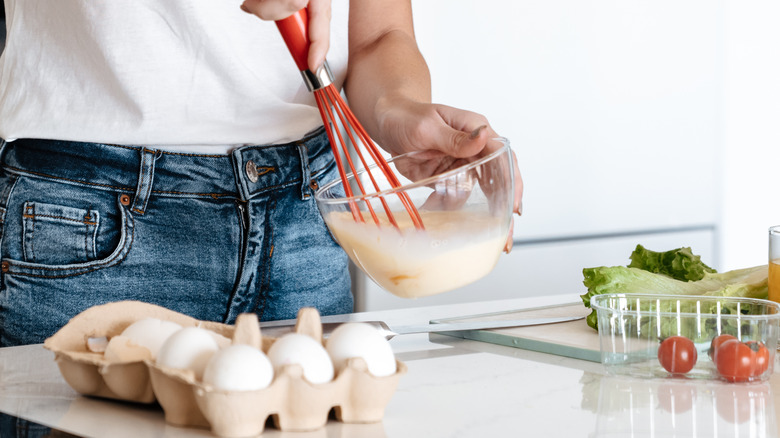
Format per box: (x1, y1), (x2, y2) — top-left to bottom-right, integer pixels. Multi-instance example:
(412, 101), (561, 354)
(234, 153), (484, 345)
(0, 139), (7, 163)
(0, 139), (17, 226)
(296, 141), (312, 200)
(131, 148), (157, 215)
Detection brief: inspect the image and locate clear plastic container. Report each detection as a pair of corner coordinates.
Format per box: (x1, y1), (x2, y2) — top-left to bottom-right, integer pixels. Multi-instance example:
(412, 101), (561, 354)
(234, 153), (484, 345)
(591, 293), (780, 381)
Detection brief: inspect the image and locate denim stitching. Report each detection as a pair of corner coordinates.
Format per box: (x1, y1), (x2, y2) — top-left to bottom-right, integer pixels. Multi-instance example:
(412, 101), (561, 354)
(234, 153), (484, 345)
(0, 173), (20, 290)
(89, 213), (99, 259)
(132, 149), (156, 214)
(110, 126), (327, 158)
(0, 173), (19, 221)
(150, 190), (230, 197)
(222, 201), (249, 323)
(20, 209), (101, 262)
(133, 174), (148, 214)
(3, 166), (230, 198)
(310, 163), (330, 178)
(255, 166), (275, 177)
(297, 141), (312, 200)
(253, 197), (277, 319)
(111, 136), (323, 158)
(21, 213), (98, 226)
(4, 204), (135, 278)
(107, 143), (312, 158)
(24, 205), (35, 262)
(83, 212), (96, 260)
(21, 204), (102, 266)
(3, 161), (331, 199)
(3, 166), (133, 190)
(84, 217), (89, 262)
(103, 143), (227, 158)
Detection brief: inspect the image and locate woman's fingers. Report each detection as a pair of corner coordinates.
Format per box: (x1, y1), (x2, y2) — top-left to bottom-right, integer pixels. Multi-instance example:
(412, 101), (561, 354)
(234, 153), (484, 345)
(241, 0), (331, 71)
(428, 105), (493, 158)
(241, 0), (307, 20)
(504, 219), (515, 254)
(306, 0), (331, 71)
(510, 150), (523, 216)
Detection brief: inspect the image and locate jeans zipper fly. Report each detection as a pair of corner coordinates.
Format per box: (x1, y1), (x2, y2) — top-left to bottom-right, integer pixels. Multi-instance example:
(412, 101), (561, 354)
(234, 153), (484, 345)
(237, 202), (250, 231)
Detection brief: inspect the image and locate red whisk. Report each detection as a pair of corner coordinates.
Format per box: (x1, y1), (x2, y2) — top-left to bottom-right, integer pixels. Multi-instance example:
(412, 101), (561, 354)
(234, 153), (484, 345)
(276, 8), (424, 230)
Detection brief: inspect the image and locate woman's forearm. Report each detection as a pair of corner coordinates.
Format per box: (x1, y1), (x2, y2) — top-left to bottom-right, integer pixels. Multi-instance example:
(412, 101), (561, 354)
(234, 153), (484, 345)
(343, 0), (431, 146)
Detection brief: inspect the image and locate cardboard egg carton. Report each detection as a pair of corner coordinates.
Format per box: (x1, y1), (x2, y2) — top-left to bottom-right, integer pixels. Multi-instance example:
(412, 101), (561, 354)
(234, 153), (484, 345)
(44, 301), (406, 437)
(43, 301), (233, 403)
(151, 308), (406, 437)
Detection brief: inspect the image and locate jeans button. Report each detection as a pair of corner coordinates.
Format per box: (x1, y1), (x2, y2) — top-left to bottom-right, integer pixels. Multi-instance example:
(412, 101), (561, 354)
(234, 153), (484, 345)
(245, 161), (259, 183)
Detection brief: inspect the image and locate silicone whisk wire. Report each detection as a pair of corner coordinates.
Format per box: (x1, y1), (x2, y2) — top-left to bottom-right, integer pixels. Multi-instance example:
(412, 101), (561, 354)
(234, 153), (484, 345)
(276, 9), (424, 231)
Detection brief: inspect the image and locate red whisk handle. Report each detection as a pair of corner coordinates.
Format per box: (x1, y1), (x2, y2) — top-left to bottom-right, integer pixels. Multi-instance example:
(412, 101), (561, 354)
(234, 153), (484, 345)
(275, 8), (334, 91)
(275, 9), (310, 71)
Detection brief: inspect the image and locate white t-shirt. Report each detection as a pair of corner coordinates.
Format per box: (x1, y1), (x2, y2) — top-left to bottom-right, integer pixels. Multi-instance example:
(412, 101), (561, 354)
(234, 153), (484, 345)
(0, 1), (349, 153)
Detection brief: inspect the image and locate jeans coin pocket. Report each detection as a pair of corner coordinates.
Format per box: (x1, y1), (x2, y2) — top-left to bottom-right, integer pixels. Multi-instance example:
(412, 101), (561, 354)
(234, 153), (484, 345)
(22, 201), (100, 265)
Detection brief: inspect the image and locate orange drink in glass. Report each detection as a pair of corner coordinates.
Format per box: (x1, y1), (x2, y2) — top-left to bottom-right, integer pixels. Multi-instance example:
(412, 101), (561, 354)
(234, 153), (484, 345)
(770, 226), (780, 303)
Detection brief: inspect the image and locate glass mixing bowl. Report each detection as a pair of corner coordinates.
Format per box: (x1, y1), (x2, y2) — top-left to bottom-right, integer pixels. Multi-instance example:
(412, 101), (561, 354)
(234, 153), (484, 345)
(315, 138), (515, 299)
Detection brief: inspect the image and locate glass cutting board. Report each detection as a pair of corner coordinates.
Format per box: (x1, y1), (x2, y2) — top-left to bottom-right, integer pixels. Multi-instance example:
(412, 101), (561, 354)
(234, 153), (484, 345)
(431, 302), (601, 362)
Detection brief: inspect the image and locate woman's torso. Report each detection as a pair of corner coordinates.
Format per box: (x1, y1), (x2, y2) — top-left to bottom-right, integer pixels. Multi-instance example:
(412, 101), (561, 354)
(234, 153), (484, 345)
(0, 0), (349, 153)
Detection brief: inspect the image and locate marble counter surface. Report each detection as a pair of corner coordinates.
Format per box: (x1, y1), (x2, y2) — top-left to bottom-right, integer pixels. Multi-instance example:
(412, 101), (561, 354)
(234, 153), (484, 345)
(1, 294), (779, 437)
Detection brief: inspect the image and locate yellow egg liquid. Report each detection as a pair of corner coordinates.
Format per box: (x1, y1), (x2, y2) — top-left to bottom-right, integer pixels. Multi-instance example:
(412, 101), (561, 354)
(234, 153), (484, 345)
(769, 260), (780, 303)
(325, 210), (506, 298)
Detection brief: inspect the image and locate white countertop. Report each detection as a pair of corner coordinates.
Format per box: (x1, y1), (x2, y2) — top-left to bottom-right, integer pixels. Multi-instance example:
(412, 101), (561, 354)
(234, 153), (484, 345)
(1, 294), (779, 438)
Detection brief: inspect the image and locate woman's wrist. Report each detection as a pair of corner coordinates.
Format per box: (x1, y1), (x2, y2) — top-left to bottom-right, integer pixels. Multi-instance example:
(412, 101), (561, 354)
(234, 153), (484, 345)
(371, 93), (427, 153)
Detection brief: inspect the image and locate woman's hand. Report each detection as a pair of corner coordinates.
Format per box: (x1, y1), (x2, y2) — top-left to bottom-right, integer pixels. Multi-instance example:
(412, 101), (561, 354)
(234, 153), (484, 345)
(240, 0), (331, 71)
(375, 98), (524, 253)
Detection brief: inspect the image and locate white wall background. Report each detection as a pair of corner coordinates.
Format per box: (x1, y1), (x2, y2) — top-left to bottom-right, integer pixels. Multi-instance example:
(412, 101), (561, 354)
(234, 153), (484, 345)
(720, 0), (780, 270)
(408, 0), (780, 272)
(411, 0), (720, 244)
(357, 0), (780, 311)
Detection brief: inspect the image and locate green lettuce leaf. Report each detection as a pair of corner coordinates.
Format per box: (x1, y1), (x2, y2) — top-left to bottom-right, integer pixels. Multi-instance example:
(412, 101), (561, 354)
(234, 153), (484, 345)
(628, 244), (715, 282)
(580, 264), (768, 330)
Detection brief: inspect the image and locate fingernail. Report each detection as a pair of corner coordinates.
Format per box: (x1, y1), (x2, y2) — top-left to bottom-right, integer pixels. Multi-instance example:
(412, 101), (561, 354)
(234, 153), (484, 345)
(516, 201), (523, 216)
(470, 125), (487, 139)
(240, 4), (251, 13)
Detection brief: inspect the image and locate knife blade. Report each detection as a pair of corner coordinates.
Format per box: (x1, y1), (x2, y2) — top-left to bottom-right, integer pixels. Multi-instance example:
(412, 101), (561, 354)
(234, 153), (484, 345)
(260, 315), (585, 340)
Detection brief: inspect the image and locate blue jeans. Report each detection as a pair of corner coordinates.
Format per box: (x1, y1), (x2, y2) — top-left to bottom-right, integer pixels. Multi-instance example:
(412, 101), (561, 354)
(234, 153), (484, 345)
(0, 128), (352, 347)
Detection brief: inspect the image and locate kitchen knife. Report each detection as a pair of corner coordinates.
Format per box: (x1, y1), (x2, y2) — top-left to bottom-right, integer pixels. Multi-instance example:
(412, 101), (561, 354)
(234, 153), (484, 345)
(260, 315), (585, 340)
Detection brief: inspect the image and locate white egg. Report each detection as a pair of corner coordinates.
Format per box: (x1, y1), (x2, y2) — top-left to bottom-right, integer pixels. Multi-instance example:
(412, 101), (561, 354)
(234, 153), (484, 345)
(326, 323), (396, 377)
(156, 327), (220, 380)
(267, 333), (334, 384)
(103, 335), (153, 362)
(202, 345), (274, 391)
(86, 336), (109, 353)
(115, 318), (183, 359)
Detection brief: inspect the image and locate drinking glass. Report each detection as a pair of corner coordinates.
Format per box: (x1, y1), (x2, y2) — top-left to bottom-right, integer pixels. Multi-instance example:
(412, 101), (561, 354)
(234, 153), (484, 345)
(769, 226), (780, 303)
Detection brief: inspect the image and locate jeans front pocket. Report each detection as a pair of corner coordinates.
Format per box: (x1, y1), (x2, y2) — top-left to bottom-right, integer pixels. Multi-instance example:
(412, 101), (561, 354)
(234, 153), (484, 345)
(0, 176), (136, 346)
(3, 197), (134, 279)
(22, 201), (100, 265)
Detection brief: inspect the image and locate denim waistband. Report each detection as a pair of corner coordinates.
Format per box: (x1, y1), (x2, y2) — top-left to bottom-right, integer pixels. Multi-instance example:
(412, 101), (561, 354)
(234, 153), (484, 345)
(0, 128), (333, 204)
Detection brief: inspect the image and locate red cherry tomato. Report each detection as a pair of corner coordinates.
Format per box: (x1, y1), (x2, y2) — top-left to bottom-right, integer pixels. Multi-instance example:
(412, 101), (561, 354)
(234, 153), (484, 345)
(709, 334), (737, 361)
(658, 336), (697, 374)
(746, 341), (770, 375)
(715, 339), (769, 382)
